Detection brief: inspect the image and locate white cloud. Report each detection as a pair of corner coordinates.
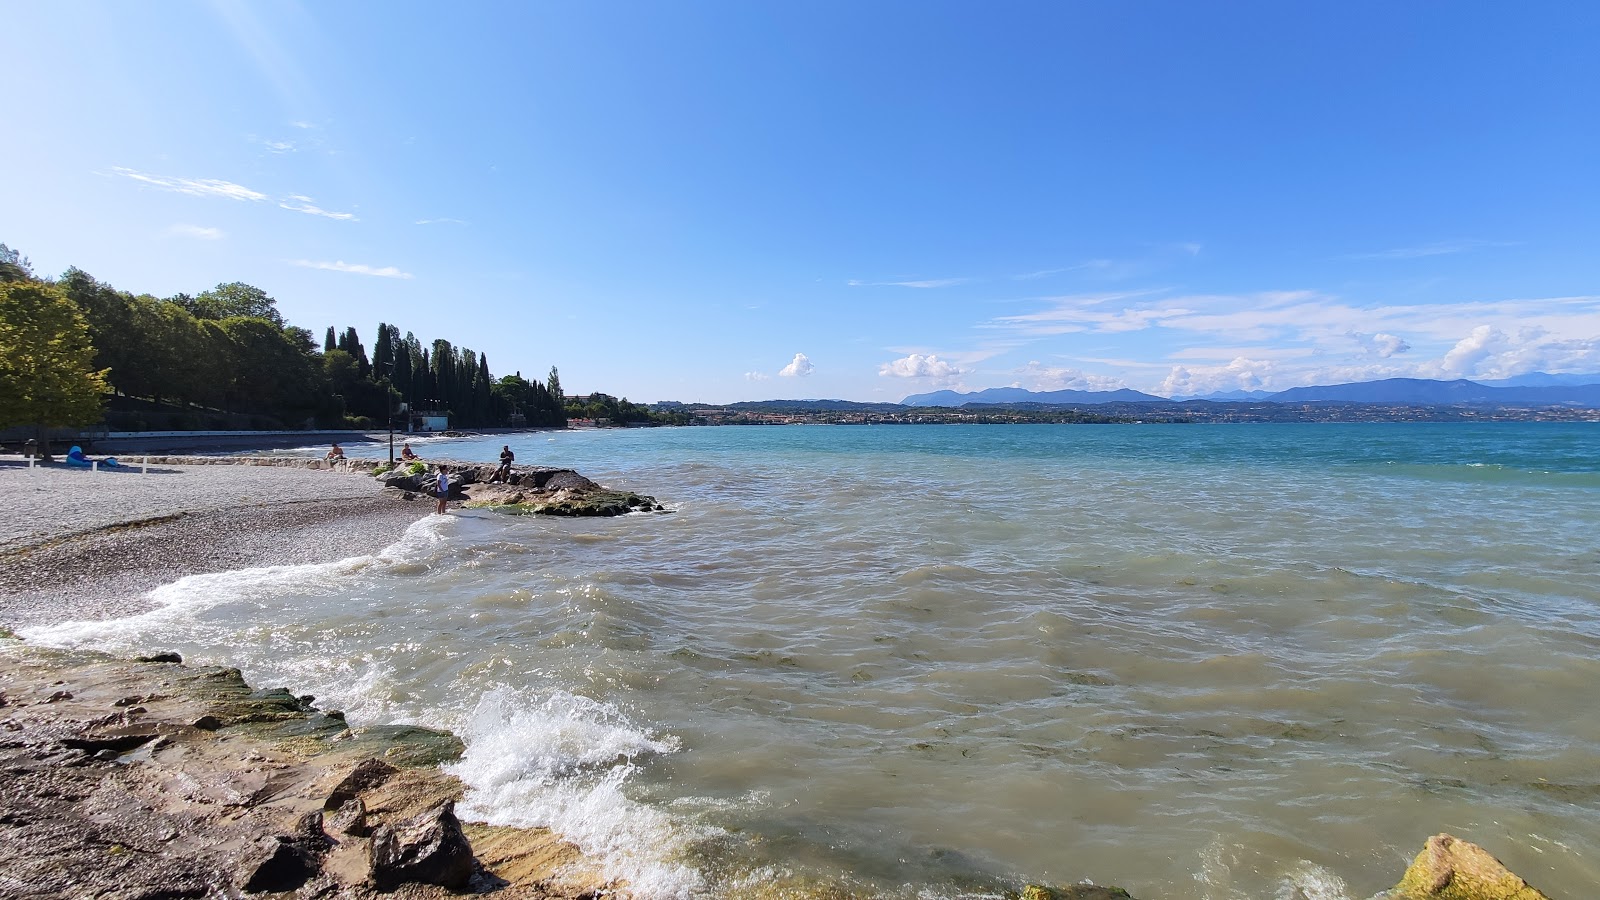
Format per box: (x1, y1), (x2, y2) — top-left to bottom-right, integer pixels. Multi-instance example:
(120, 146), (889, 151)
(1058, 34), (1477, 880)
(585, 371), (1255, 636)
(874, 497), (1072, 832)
(1168, 345), (1314, 361)
(280, 195), (357, 221)
(744, 371), (770, 381)
(1015, 361), (1128, 392)
(112, 167), (266, 201)
(165, 224), (224, 240)
(291, 259), (413, 279)
(779, 353), (815, 377)
(1158, 357), (1282, 397)
(1349, 331), (1411, 358)
(879, 353), (966, 381)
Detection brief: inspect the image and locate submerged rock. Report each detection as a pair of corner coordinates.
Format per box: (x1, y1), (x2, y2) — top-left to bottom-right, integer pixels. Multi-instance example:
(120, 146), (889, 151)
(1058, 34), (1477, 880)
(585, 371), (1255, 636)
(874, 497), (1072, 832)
(1385, 833), (1550, 900)
(1018, 884), (1136, 900)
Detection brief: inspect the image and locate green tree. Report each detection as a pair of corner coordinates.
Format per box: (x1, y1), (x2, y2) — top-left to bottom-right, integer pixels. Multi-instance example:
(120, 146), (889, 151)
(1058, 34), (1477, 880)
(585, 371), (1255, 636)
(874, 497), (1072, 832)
(0, 281), (109, 457)
(0, 243), (34, 283)
(324, 326), (337, 353)
(186, 282), (284, 326)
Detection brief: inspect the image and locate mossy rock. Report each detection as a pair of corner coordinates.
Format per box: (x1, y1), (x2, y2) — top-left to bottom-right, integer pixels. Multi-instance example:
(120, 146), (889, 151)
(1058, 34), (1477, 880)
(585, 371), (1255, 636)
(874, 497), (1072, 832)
(1389, 834), (1549, 900)
(344, 724), (466, 767)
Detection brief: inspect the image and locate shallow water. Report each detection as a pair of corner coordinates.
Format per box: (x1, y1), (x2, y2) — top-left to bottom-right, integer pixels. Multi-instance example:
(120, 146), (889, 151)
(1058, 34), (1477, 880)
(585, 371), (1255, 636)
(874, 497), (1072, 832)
(26, 423), (1600, 898)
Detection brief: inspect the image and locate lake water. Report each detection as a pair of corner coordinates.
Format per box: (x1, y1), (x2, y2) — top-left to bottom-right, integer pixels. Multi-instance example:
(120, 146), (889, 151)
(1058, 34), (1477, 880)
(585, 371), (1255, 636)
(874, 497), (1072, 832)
(25, 423), (1600, 898)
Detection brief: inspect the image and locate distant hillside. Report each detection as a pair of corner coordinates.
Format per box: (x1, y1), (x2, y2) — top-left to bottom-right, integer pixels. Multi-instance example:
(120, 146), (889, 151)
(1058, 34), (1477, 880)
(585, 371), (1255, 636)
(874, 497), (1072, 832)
(1267, 378), (1600, 405)
(726, 399), (906, 412)
(901, 386), (1165, 406)
(1168, 389), (1276, 401)
(1475, 372), (1600, 388)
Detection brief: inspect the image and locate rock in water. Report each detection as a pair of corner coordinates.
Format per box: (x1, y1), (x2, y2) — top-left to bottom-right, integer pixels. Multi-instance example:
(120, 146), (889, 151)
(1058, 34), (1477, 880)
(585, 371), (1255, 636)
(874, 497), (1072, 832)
(1388, 834), (1550, 900)
(369, 800), (479, 889)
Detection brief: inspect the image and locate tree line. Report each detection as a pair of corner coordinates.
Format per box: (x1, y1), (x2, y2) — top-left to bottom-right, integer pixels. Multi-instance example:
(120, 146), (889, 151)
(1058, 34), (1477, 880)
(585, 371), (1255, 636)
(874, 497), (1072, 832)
(0, 242), (569, 435)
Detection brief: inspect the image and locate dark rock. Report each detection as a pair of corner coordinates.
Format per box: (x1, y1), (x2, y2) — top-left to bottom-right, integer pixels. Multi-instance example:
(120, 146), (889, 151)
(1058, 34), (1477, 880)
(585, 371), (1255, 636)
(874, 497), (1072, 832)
(135, 652), (183, 664)
(369, 800), (478, 890)
(324, 757), (399, 811)
(190, 715), (224, 731)
(328, 796), (370, 837)
(239, 811), (331, 893)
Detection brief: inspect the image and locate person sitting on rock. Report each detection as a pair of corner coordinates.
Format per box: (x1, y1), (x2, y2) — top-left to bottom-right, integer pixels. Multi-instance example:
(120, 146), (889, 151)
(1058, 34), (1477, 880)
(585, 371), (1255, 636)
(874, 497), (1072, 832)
(400, 442), (419, 461)
(326, 443), (346, 461)
(489, 445), (514, 483)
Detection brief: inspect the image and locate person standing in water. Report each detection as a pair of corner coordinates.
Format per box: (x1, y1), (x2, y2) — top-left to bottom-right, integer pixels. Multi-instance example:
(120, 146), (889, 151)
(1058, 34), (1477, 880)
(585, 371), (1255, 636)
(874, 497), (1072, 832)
(435, 464), (450, 514)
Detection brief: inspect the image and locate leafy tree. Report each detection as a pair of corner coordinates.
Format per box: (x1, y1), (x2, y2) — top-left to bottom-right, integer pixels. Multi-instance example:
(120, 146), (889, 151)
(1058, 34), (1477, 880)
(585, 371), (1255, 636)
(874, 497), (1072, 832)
(0, 281), (109, 457)
(59, 268), (144, 397)
(186, 282), (284, 326)
(217, 318), (323, 425)
(0, 243), (34, 283)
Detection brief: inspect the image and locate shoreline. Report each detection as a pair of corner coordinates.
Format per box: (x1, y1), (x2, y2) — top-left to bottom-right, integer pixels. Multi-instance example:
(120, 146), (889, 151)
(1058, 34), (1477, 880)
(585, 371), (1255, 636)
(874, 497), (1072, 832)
(0, 458), (1556, 899)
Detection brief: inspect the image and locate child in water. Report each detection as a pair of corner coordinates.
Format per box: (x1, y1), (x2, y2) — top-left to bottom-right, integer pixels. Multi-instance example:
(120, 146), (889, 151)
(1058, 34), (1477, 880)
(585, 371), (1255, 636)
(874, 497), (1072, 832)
(435, 464), (450, 514)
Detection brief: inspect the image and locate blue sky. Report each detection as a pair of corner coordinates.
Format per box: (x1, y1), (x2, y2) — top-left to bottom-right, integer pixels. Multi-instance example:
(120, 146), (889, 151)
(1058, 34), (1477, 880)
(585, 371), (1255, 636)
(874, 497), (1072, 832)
(4, 2), (1598, 402)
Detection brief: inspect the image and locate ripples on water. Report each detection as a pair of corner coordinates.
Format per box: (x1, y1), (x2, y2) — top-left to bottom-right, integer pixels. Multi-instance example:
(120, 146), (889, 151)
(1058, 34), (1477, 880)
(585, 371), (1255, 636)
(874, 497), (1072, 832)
(26, 424), (1600, 898)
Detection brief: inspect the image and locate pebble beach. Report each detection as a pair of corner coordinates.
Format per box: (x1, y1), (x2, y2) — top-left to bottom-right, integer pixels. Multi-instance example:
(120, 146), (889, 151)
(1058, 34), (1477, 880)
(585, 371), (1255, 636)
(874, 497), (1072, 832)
(0, 456), (422, 629)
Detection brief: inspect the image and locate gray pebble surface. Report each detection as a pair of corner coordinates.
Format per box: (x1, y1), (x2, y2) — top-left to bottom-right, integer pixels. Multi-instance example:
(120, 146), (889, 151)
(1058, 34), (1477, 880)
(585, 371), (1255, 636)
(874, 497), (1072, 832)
(0, 457), (386, 547)
(0, 456), (429, 629)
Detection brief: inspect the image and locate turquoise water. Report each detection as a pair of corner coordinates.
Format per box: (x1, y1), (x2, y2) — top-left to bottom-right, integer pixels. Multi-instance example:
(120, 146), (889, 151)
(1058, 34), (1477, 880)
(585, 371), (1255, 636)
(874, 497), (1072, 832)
(27, 423), (1600, 898)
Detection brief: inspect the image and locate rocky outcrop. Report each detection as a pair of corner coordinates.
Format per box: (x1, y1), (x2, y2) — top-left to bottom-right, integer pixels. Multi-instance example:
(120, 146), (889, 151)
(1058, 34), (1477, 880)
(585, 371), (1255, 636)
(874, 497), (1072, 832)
(0, 642), (609, 898)
(381, 463), (665, 516)
(1385, 833), (1550, 900)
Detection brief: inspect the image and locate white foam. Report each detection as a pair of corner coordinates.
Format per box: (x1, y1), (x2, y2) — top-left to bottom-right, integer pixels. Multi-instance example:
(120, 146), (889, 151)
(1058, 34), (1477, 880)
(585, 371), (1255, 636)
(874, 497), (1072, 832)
(20, 515), (454, 654)
(447, 686), (712, 898)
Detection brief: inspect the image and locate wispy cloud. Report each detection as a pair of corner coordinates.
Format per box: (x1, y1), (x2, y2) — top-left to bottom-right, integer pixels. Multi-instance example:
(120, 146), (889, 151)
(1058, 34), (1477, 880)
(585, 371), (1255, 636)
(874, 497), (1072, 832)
(743, 371), (770, 381)
(415, 217), (467, 226)
(280, 195), (357, 221)
(165, 224), (224, 240)
(1352, 239), (1514, 260)
(848, 277), (970, 289)
(111, 167), (266, 201)
(1167, 345), (1315, 361)
(291, 259), (413, 279)
(986, 290), (1178, 336)
(263, 140), (296, 153)
(289, 120), (315, 129)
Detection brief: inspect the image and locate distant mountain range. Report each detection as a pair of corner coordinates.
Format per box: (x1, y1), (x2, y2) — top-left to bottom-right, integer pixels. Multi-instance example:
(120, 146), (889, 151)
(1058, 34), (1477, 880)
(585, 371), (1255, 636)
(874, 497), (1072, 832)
(902, 374), (1600, 407)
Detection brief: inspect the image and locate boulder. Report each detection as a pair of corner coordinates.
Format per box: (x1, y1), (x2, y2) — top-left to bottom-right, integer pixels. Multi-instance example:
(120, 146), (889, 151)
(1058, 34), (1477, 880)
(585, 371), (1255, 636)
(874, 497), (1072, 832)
(1388, 834), (1549, 900)
(324, 757), (399, 811)
(368, 800), (479, 890)
(238, 811), (330, 893)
